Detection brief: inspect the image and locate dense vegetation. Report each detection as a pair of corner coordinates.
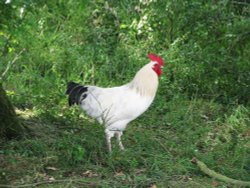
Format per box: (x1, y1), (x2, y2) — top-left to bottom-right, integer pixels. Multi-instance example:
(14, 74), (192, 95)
(1, 0), (249, 187)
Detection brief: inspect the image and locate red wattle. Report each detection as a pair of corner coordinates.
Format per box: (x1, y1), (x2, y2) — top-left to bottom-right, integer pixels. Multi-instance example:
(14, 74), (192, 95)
(152, 64), (162, 77)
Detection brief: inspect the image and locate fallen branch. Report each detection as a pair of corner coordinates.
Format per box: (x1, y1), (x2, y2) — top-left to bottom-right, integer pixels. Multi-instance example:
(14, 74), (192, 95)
(0, 178), (98, 188)
(191, 157), (250, 187)
(0, 48), (25, 82)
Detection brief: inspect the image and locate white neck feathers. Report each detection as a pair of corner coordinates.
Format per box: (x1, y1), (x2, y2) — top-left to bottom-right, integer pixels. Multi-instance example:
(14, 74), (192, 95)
(129, 62), (159, 97)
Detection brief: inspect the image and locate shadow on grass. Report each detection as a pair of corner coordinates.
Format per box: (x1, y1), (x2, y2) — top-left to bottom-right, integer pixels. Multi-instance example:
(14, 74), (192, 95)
(1, 100), (250, 187)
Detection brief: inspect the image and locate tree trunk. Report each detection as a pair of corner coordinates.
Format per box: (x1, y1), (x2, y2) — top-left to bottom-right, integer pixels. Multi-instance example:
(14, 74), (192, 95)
(0, 84), (24, 139)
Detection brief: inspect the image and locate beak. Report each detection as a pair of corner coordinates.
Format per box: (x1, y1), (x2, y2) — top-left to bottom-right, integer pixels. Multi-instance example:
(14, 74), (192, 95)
(160, 66), (164, 69)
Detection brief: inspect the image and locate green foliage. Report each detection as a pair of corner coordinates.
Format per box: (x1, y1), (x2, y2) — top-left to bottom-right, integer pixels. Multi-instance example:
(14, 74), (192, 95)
(0, 0), (249, 186)
(1, 0), (249, 105)
(1, 0), (249, 107)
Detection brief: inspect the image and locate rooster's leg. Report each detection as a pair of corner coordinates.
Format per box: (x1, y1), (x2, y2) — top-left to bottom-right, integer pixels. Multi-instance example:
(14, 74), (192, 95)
(115, 131), (125, 150)
(105, 130), (114, 152)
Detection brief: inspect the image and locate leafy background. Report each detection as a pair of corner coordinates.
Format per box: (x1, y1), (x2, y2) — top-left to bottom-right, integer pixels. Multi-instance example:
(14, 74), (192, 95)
(0, 0), (249, 187)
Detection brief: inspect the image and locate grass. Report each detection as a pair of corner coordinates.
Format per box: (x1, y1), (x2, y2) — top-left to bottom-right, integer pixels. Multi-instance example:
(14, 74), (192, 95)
(1, 1), (249, 187)
(1, 94), (249, 187)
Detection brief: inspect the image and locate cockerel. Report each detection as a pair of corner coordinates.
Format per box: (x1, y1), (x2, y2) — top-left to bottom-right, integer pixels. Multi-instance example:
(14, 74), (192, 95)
(66, 53), (164, 152)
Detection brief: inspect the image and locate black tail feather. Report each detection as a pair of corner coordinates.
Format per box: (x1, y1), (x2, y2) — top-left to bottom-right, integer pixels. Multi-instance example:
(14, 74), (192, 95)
(66, 82), (88, 106)
(66, 82), (78, 94)
(76, 87), (88, 104)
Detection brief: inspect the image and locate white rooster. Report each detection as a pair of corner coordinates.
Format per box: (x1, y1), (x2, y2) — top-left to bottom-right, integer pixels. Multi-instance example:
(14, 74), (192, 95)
(66, 53), (164, 152)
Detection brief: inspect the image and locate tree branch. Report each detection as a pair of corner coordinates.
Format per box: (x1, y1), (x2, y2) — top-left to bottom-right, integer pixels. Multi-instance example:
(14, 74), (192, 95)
(0, 48), (25, 82)
(231, 1), (250, 6)
(0, 178), (98, 188)
(191, 157), (250, 187)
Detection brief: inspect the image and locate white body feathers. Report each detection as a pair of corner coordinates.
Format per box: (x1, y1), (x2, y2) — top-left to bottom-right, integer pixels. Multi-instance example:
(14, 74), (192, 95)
(66, 60), (161, 152)
(80, 62), (159, 132)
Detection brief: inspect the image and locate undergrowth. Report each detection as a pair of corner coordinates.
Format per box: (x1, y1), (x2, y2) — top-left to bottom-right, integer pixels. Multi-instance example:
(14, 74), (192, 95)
(1, 95), (249, 187)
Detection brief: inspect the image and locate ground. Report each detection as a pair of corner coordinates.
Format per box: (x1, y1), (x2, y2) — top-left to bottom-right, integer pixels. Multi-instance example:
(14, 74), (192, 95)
(1, 96), (249, 187)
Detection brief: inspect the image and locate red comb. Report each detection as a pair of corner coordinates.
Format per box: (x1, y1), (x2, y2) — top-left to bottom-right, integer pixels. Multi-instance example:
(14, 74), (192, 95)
(148, 53), (164, 66)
